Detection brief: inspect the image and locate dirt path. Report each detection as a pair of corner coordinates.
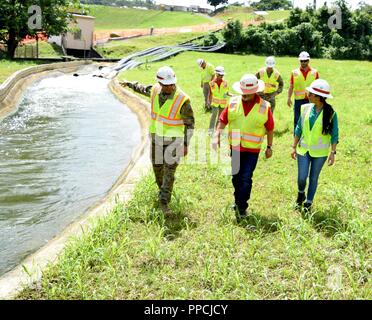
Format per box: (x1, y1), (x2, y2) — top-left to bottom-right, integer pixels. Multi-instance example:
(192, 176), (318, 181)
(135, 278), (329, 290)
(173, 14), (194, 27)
(94, 22), (225, 42)
(94, 18), (262, 43)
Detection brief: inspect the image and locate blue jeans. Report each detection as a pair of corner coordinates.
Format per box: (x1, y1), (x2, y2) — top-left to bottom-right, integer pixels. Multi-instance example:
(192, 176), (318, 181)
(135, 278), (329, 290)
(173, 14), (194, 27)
(294, 99), (309, 133)
(297, 152), (327, 203)
(231, 150), (259, 213)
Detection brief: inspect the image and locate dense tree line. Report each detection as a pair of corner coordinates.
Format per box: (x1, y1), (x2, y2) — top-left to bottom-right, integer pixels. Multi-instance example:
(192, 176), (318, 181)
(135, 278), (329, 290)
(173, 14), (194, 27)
(221, 0), (371, 60)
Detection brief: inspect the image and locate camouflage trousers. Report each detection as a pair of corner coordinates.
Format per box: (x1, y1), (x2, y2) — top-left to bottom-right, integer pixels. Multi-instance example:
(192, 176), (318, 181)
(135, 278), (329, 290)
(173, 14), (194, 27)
(151, 136), (183, 205)
(259, 93), (277, 113)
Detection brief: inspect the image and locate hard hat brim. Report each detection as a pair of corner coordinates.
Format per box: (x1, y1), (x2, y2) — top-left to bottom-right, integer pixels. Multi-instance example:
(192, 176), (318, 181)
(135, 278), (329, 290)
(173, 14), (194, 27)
(233, 80), (264, 95)
(306, 86), (333, 99)
(157, 76), (177, 85)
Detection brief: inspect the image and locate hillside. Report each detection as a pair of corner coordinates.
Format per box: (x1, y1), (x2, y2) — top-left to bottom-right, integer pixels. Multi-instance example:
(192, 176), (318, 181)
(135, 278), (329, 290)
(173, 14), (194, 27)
(214, 6), (290, 23)
(88, 5), (213, 30)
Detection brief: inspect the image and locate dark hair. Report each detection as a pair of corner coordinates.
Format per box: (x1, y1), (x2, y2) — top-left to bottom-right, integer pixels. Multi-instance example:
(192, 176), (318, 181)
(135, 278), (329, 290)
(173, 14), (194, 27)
(319, 96), (335, 135)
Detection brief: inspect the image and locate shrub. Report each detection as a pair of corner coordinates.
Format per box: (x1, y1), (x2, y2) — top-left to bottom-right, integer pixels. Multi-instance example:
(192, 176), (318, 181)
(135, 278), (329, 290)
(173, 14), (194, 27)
(222, 20), (243, 53)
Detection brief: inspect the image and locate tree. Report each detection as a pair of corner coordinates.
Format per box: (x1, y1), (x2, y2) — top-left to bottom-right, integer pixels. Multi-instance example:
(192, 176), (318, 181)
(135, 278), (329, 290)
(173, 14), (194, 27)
(253, 0), (293, 11)
(207, 0), (228, 12)
(0, 0), (81, 59)
(222, 20), (243, 53)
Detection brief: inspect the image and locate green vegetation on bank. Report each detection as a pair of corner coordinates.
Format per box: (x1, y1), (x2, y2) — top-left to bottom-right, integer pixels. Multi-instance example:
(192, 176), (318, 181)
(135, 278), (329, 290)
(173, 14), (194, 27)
(19, 52), (371, 299)
(0, 60), (44, 84)
(221, 1), (371, 60)
(88, 5), (212, 30)
(95, 32), (204, 58)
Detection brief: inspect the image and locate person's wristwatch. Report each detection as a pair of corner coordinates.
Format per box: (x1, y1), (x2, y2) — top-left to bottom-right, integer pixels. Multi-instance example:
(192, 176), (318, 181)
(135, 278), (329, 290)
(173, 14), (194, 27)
(267, 145), (272, 150)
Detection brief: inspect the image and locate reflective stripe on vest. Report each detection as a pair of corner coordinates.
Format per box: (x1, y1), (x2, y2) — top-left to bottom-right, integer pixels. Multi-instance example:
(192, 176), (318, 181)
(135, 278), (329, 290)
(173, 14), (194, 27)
(298, 139), (330, 150)
(227, 97), (268, 149)
(259, 67), (280, 94)
(293, 68), (317, 100)
(229, 131), (264, 144)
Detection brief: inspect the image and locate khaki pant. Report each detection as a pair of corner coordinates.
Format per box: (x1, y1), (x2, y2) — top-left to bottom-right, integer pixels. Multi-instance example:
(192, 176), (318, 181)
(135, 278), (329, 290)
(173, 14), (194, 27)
(208, 106), (224, 133)
(203, 82), (211, 111)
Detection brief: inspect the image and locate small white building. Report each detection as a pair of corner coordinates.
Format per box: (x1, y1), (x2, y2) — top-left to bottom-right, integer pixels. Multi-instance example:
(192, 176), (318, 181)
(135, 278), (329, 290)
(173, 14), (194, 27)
(62, 14), (95, 51)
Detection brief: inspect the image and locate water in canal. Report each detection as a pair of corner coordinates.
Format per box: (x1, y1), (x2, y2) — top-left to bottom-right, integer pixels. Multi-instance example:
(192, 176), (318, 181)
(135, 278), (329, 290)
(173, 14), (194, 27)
(0, 68), (141, 276)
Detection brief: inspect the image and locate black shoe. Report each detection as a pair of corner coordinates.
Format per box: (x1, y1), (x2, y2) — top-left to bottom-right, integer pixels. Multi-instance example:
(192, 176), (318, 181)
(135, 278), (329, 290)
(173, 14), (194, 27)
(236, 211), (248, 223)
(233, 204), (248, 223)
(303, 202), (312, 213)
(295, 192), (306, 209)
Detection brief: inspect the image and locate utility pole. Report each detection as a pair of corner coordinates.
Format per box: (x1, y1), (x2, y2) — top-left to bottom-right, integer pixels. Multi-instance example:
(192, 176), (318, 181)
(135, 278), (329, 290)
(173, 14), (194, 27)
(314, 0), (317, 9)
(36, 33), (39, 59)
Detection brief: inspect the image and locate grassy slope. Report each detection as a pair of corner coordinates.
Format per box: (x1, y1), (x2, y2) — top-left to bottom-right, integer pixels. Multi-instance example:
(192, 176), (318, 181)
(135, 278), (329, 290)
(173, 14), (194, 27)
(215, 6), (290, 23)
(14, 42), (63, 59)
(88, 5), (212, 30)
(0, 60), (45, 84)
(95, 32), (204, 58)
(19, 52), (371, 299)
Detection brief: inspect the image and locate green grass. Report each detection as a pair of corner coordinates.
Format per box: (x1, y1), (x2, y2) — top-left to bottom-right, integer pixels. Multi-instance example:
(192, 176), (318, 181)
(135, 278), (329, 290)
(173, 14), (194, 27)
(95, 32), (204, 58)
(88, 5), (212, 30)
(14, 42), (63, 59)
(18, 52), (371, 299)
(215, 6), (290, 23)
(265, 10), (291, 21)
(0, 59), (45, 84)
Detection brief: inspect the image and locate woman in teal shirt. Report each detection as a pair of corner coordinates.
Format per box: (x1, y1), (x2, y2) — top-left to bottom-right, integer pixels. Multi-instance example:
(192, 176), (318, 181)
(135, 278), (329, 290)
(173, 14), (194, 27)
(291, 79), (339, 211)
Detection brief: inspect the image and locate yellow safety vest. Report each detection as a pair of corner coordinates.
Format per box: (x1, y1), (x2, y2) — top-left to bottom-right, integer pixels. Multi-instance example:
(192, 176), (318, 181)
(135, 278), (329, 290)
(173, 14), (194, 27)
(292, 67), (318, 100)
(209, 80), (229, 108)
(149, 84), (189, 138)
(227, 96), (269, 149)
(259, 67), (280, 94)
(201, 63), (215, 83)
(297, 104), (331, 157)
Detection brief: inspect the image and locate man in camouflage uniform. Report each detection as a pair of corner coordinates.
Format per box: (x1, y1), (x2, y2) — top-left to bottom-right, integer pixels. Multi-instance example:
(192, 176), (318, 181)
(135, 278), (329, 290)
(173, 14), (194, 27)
(256, 56), (284, 114)
(121, 66), (194, 214)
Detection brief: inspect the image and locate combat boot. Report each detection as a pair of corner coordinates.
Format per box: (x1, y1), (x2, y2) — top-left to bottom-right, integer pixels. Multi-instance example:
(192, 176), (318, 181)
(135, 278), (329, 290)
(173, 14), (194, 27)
(159, 202), (172, 217)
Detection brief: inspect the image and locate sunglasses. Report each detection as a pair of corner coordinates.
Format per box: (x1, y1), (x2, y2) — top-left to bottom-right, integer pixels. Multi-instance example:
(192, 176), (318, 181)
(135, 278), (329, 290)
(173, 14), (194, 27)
(300, 60), (309, 63)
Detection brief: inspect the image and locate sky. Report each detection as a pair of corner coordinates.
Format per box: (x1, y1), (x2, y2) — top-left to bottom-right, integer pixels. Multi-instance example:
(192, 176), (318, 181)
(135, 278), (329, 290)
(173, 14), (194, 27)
(155, 0), (371, 10)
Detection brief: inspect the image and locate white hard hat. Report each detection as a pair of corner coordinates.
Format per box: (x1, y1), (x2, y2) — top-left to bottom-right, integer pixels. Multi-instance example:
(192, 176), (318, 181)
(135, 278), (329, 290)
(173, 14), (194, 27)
(215, 66), (225, 75)
(156, 66), (177, 85)
(265, 56), (276, 67)
(299, 51), (310, 60)
(233, 74), (265, 95)
(197, 58), (205, 67)
(306, 79), (333, 99)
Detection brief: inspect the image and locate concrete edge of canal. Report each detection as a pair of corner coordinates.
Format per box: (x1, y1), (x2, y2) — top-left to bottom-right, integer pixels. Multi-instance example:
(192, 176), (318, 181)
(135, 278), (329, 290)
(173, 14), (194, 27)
(0, 61), (92, 119)
(0, 73), (152, 299)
